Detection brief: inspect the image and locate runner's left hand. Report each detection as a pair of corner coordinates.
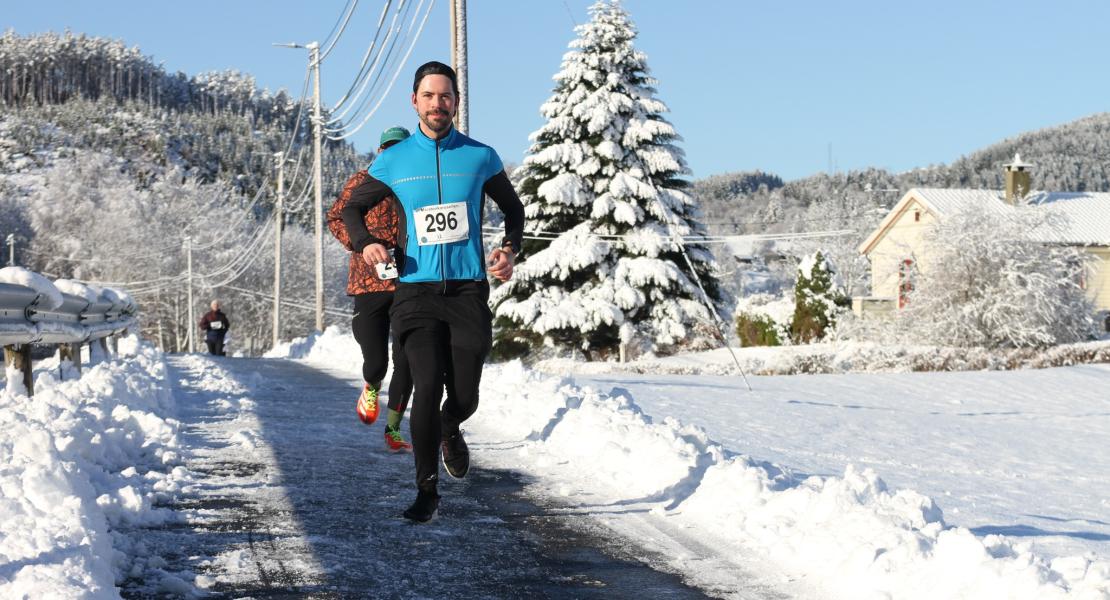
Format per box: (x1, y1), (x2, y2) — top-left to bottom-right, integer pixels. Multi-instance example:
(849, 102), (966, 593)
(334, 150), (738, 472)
(487, 247), (514, 282)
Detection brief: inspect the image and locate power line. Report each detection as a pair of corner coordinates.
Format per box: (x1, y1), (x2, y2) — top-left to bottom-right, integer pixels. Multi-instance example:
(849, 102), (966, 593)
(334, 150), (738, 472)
(325, 0), (411, 125)
(317, 0), (360, 63)
(560, 0), (577, 26)
(220, 283), (352, 318)
(485, 226), (857, 245)
(327, 0), (395, 113)
(325, 0), (436, 140)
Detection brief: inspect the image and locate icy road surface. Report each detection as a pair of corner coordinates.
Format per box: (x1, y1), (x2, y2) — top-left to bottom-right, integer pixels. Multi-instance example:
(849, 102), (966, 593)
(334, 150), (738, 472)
(124, 355), (746, 599)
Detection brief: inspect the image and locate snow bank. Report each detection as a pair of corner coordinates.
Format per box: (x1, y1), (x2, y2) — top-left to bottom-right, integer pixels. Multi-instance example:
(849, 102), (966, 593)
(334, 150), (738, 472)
(0, 337), (190, 599)
(264, 325), (363, 376)
(475, 362), (1108, 599)
(283, 329), (1108, 599)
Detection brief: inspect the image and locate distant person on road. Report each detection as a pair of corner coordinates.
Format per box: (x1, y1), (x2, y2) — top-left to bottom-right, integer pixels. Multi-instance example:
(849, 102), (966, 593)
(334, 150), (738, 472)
(341, 61), (524, 523)
(199, 300), (229, 356)
(326, 126), (415, 453)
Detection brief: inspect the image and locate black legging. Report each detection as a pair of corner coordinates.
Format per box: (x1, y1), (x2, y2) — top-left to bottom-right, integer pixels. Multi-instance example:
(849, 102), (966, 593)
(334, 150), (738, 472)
(390, 281), (492, 491)
(402, 323), (485, 491)
(205, 337), (225, 356)
(352, 292), (412, 412)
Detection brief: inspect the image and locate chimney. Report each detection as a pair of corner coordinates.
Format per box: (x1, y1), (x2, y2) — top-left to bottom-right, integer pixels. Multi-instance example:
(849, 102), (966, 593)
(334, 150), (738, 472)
(1002, 153), (1033, 204)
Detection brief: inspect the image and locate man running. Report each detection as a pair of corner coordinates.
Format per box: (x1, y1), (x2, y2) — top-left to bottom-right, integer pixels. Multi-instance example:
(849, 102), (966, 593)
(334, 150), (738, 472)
(326, 126), (414, 452)
(341, 61), (524, 522)
(199, 300), (230, 356)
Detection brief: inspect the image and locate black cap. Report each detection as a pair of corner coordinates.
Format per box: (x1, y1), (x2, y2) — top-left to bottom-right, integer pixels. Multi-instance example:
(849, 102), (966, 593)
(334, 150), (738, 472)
(413, 61), (459, 95)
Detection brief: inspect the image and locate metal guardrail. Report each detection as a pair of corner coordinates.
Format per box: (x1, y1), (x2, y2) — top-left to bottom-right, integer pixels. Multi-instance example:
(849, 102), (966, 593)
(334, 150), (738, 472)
(0, 282), (137, 346)
(1, 279), (138, 396)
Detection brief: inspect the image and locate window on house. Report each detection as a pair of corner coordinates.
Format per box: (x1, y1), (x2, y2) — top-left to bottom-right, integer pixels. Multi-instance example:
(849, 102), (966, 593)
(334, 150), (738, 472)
(898, 258), (915, 309)
(914, 211), (921, 222)
(1071, 257), (1087, 290)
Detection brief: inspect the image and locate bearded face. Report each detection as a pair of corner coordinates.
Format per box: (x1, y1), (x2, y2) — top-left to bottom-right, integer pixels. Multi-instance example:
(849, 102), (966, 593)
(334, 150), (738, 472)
(411, 74), (457, 137)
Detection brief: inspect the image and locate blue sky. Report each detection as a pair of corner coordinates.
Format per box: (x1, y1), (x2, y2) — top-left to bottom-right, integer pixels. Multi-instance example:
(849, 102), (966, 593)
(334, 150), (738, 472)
(5, 1), (1109, 181)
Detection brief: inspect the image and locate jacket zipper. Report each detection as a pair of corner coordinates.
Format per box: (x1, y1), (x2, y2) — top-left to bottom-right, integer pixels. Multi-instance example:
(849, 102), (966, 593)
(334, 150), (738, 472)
(434, 136), (446, 294)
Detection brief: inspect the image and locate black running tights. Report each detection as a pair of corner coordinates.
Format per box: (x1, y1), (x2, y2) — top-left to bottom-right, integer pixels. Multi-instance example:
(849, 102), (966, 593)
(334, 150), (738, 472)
(403, 324), (484, 491)
(352, 292), (412, 412)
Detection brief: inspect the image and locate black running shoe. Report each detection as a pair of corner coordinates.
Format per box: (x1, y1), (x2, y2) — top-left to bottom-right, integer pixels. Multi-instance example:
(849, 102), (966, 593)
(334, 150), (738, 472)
(403, 489), (440, 523)
(441, 430), (470, 479)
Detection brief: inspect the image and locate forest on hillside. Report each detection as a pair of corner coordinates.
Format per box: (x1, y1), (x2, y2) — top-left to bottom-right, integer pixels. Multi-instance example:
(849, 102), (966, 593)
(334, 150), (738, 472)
(0, 31), (367, 352)
(694, 112), (1110, 298)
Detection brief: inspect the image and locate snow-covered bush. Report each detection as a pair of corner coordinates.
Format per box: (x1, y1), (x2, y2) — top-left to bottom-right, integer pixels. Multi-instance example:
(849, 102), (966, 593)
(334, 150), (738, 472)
(735, 312), (781, 347)
(791, 251), (847, 343)
(901, 208), (1095, 348)
(492, 0), (726, 360)
(732, 291), (793, 347)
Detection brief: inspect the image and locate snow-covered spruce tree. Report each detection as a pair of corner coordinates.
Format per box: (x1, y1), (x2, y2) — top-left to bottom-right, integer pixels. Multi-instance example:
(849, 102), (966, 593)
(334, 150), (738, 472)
(492, 0), (726, 360)
(790, 251), (847, 343)
(902, 208), (1095, 348)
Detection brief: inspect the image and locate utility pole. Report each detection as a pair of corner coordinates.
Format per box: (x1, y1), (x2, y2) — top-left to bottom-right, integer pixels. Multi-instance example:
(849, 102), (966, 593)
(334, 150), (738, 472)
(186, 236), (195, 353)
(310, 41), (325, 332)
(6, 234), (14, 266)
(273, 153), (285, 349)
(156, 287), (165, 351)
(274, 40), (325, 332)
(450, 0), (469, 134)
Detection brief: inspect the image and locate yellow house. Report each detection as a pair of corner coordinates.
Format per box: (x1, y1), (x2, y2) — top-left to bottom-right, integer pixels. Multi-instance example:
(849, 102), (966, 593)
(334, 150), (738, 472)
(855, 155), (1110, 328)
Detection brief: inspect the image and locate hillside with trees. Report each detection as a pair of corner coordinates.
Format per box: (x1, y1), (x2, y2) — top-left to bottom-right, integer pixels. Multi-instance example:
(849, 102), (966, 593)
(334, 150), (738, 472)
(0, 30), (368, 352)
(696, 112), (1110, 237)
(696, 112), (1110, 301)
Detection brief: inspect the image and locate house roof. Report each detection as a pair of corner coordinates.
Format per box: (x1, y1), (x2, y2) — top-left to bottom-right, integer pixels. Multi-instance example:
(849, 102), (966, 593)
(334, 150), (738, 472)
(859, 187), (1110, 254)
(1024, 191), (1110, 245)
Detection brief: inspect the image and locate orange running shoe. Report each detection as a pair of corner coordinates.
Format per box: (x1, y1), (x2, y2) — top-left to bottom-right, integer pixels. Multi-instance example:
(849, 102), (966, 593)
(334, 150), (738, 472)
(356, 384), (380, 425)
(384, 425), (413, 452)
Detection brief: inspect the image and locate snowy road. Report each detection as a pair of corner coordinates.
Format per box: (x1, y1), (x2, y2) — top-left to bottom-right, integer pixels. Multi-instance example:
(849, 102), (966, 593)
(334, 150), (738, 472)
(127, 355), (722, 599)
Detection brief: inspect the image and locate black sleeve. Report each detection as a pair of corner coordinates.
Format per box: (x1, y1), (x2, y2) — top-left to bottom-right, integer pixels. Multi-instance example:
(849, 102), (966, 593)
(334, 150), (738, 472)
(341, 174), (396, 253)
(482, 170), (524, 254)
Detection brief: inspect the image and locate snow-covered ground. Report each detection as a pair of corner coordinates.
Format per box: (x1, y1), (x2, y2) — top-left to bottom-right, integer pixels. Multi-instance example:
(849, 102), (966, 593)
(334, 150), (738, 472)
(4, 328), (1108, 599)
(0, 337), (192, 599)
(275, 326), (1109, 599)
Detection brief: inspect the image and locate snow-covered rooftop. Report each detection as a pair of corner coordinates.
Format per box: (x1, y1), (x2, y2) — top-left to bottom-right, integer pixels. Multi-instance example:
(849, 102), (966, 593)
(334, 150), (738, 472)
(862, 187), (1110, 253)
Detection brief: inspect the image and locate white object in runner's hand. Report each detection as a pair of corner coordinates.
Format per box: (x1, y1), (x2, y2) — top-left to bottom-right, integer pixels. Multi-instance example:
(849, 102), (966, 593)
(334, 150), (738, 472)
(375, 262), (399, 280)
(414, 202), (468, 246)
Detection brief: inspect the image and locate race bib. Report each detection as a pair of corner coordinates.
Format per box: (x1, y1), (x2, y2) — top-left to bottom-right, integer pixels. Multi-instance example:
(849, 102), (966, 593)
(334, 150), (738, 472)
(210, 321), (223, 330)
(414, 202), (469, 246)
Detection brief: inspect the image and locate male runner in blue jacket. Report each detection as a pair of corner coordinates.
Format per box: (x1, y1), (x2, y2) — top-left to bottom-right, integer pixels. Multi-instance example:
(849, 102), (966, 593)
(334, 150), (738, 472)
(341, 61), (524, 522)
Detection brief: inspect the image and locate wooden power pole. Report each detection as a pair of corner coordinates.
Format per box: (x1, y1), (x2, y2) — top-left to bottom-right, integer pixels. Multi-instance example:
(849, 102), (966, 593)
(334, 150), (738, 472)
(450, 0), (469, 134)
(273, 153), (285, 349)
(310, 42), (325, 332)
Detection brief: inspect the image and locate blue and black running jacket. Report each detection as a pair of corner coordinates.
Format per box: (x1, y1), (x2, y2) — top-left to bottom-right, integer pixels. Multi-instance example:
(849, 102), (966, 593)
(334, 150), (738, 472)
(341, 126), (525, 283)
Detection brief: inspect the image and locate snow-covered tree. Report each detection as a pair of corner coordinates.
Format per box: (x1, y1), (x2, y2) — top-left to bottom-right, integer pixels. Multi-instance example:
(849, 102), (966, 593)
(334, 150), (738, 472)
(492, 0), (726, 360)
(790, 251), (846, 343)
(901, 208), (1095, 348)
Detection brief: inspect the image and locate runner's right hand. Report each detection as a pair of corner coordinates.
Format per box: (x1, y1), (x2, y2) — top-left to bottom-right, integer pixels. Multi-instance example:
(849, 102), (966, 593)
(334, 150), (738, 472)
(361, 243), (391, 266)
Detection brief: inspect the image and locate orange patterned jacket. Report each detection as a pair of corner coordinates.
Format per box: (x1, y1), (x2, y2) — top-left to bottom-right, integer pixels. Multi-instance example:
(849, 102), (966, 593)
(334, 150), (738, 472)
(326, 170), (399, 295)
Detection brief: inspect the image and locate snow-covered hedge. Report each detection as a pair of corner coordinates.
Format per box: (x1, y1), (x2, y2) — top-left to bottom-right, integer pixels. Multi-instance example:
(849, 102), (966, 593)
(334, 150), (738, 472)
(536, 339), (1110, 376)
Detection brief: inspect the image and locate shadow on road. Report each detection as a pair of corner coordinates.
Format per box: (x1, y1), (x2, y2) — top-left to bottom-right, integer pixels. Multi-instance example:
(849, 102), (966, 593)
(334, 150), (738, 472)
(129, 357), (716, 600)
